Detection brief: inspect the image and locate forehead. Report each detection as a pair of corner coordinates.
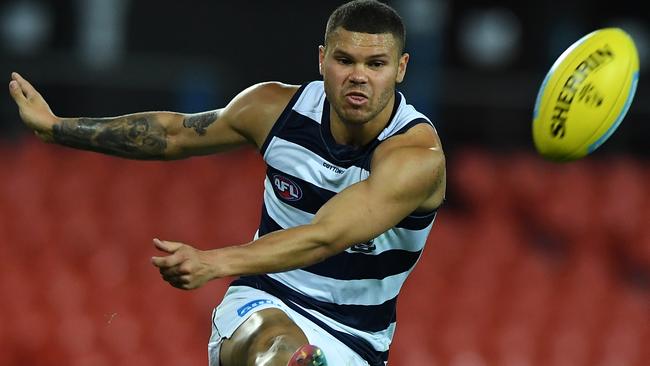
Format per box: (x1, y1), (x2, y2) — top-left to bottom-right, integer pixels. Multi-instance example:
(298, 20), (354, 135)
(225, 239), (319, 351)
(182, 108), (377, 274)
(326, 28), (398, 56)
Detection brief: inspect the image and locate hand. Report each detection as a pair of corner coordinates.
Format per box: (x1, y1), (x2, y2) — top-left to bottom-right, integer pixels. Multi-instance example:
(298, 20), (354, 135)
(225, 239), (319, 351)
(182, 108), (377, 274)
(8, 72), (59, 142)
(151, 238), (214, 290)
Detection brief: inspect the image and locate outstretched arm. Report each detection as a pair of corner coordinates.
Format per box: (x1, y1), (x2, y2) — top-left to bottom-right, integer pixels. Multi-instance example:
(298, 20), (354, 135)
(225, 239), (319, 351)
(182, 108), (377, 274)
(152, 125), (446, 289)
(8, 72), (297, 159)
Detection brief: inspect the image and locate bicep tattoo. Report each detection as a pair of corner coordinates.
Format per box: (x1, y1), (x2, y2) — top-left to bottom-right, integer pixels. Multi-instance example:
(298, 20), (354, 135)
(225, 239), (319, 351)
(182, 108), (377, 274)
(52, 116), (167, 159)
(182, 111), (218, 136)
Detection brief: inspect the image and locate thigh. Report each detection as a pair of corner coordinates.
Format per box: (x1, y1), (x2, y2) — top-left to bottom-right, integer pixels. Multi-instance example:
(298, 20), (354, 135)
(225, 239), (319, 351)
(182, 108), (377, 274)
(220, 308), (308, 366)
(208, 286), (368, 366)
(208, 286), (308, 366)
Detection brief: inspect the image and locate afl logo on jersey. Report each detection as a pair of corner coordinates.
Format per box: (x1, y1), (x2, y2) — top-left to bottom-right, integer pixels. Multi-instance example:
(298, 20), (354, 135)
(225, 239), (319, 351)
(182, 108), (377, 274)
(272, 174), (302, 201)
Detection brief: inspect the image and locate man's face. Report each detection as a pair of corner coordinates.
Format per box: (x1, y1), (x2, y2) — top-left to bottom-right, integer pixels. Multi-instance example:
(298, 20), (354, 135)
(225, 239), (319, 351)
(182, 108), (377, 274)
(319, 28), (409, 126)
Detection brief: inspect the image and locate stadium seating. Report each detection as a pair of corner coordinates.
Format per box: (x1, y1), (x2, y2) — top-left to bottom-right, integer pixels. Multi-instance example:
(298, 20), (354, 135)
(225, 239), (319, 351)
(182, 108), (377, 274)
(0, 140), (647, 366)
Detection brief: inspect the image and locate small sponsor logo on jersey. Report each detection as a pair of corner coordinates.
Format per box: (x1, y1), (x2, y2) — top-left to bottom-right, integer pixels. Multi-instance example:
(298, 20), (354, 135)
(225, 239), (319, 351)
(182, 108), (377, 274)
(322, 161), (345, 174)
(350, 239), (376, 253)
(272, 174), (302, 201)
(237, 299), (275, 317)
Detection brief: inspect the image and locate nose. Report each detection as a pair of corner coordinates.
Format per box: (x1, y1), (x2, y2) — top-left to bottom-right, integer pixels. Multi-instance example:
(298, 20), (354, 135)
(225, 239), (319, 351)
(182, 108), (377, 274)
(348, 65), (368, 84)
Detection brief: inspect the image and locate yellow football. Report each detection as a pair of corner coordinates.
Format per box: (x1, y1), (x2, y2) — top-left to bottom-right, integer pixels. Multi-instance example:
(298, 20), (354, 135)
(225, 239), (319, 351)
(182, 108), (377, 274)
(532, 28), (639, 162)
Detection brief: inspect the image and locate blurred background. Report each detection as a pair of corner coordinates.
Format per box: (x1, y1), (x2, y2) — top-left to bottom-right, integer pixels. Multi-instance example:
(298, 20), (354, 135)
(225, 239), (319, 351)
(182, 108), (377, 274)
(0, 1), (648, 365)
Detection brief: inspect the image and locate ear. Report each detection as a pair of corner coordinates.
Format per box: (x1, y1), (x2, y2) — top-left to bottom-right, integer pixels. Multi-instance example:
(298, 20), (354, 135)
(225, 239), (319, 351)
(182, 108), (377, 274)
(396, 53), (410, 83)
(318, 45), (326, 76)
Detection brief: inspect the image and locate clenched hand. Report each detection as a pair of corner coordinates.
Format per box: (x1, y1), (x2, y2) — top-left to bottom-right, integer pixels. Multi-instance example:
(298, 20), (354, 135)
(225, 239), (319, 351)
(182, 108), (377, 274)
(151, 238), (215, 290)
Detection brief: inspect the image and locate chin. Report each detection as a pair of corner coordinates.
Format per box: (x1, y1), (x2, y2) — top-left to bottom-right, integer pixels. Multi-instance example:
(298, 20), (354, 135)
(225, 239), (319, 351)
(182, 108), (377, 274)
(338, 102), (373, 120)
(340, 110), (372, 125)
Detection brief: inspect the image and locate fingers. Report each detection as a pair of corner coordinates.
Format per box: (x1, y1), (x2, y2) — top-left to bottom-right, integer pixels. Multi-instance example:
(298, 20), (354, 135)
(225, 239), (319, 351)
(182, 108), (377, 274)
(9, 72), (38, 106)
(151, 252), (184, 268)
(11, 72), (38, 100)
(153, 238), (183, 254)
(158, 263), (190, 277)
(150, 239), (202, 290)
(151, 239), (188, 268)
(158, 265), (194, 290)
(169, 277), (193, 290)
(8, 79), (26, 104)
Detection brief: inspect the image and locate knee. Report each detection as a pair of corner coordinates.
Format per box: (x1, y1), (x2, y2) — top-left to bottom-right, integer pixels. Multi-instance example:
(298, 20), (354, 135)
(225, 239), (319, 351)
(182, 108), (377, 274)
(254, 334), (299, 366)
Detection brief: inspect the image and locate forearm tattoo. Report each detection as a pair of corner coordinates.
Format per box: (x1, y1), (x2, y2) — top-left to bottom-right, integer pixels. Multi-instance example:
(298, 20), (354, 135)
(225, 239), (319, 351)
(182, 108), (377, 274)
(52, 116), (167, 159)
(183, 111), (218, 136)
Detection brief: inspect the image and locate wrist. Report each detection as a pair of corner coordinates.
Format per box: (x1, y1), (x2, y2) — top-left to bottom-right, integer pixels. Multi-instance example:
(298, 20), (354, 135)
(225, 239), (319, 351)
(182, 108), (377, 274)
(39, 116), (61, 143)
(204, 248), (230, 280)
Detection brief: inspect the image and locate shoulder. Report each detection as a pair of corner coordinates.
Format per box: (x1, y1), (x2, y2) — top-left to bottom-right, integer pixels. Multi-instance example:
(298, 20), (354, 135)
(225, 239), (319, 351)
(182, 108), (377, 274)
(226, 82), (300, 116)
(247, 82), (301, 101)
(222, 82), (301, 149)
(374, 123), (443, 164)
(371, 123), (446, 210)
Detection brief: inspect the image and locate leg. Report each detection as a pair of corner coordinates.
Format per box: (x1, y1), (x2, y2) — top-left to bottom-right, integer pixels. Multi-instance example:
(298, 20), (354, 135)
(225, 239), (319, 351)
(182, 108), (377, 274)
(219, 308), (308, 366)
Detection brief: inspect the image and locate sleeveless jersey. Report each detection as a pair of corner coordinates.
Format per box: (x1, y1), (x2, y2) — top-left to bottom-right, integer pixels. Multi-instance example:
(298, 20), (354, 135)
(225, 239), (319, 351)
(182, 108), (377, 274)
(231, 81), (437, 365)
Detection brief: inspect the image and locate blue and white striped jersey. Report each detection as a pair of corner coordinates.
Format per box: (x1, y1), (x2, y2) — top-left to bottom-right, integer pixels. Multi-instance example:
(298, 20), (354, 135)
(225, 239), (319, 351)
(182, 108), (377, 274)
(231, 81), (437, 366)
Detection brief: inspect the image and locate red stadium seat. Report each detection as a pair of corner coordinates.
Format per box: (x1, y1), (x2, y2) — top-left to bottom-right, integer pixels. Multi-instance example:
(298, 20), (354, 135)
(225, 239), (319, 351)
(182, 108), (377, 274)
(70, 352), (112, 366)
(595, 157), (647, 241)
(3, 143), (649, 365)
(448, 148), (506, 211)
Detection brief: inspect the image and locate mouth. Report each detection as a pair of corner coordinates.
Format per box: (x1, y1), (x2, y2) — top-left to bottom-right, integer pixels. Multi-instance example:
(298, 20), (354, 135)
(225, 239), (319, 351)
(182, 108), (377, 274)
(345, 91), (368, 107)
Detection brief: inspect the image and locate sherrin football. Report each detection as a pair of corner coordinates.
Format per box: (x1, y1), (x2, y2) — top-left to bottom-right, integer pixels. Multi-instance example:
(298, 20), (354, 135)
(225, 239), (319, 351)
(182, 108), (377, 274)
(532, 28), (639, 162)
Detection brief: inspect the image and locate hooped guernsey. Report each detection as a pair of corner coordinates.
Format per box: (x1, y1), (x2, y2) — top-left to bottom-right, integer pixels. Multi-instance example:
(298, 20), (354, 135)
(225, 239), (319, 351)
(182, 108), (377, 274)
(231, 81), (438, 366)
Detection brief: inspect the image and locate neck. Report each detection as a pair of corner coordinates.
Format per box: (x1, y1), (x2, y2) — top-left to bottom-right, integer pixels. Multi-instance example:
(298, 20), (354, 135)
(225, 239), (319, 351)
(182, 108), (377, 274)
(330, 94), (395, 147)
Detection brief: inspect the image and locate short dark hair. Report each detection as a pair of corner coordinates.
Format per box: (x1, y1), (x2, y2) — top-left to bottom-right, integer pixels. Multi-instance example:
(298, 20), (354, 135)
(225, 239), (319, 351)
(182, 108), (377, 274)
(325, 0), (406, 54)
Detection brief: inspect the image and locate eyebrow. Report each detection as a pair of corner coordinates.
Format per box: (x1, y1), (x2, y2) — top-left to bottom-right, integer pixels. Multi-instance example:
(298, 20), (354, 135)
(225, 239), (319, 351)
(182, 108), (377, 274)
(331, 49), (391, 60)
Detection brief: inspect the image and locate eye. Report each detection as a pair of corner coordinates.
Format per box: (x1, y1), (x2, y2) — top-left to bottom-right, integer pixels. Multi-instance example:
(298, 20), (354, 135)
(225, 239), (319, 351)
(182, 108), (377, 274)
(369, 61), (385, 68)
(337, 58), (352, 65)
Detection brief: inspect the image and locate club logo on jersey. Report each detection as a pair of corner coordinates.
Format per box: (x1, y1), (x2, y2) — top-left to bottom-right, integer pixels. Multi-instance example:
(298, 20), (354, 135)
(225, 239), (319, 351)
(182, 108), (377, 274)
(272, 174), (302, 201)
(350, 239), (376, 253)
